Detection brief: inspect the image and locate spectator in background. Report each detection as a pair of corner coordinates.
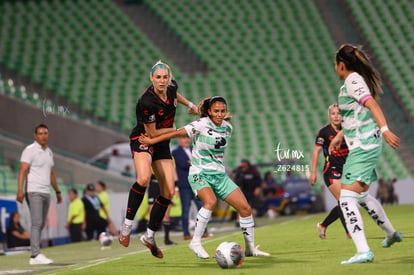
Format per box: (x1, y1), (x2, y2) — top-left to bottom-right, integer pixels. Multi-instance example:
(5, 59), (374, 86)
(376, 178), (399, 205)
(16, 124), (62, 265)
(82, 183), (110, 240)
(232, 159), (264, 216)
(66, 189), (85, 242)
(122, 165), (133, 177)
(95, 181), (117, 235)
(262, 171), (278, 198)
(387, 178), (398, 205)
(172, 136), (209, 240)
(376, 178), (389, 205)
(6, 212), (30, 249)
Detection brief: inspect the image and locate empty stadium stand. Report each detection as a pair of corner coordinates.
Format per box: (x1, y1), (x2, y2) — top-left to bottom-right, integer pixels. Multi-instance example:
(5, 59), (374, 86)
(0, 0), (412, 180)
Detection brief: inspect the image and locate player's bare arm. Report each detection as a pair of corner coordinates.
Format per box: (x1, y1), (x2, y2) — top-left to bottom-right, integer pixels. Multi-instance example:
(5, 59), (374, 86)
(144, 122), (176, 138)
(140, 128), (187, 145)
(328, 130), (344, 154)
(364, 98), (400, 149)
(177, 93), (198, 114)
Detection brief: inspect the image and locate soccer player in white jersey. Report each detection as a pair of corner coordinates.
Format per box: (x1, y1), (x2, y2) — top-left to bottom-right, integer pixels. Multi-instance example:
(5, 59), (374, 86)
(139, 96), (270, 259)
(329, 44), (403, 264)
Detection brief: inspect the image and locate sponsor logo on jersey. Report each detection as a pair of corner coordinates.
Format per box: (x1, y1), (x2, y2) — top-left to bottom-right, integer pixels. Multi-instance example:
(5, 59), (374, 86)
(353, 87), (365, 96)
(149, 114), (155, 122)
(332, 170), (341, 177)
(317, 137), (324, 145)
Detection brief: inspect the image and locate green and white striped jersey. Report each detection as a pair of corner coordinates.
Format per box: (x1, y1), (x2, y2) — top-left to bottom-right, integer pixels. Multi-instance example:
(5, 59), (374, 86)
(338, 72), (382, 150)
(184, 117), (232, 175)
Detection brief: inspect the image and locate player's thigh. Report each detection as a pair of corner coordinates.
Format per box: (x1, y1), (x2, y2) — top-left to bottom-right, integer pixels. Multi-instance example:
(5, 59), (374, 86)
(196, 187), (217, 210)
(328, 179), (342, 200)
(152, 159), (175, 198)
(224, 188), (251, 217)
(133, 151), (152, 186)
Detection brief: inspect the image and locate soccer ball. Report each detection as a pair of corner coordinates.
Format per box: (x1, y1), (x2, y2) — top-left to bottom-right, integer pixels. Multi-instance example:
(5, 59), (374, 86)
(215, 241), (244, 269)
(98, 232), (113, 246)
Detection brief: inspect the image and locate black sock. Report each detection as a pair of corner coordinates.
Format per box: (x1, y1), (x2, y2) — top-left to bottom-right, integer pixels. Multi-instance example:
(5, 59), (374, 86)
(337, 201), (349, 234)
(148, 196), (171, 231)
(322, 205), (340, 227)
(125, 182), (147, 220)
(163, 222), (171, 242)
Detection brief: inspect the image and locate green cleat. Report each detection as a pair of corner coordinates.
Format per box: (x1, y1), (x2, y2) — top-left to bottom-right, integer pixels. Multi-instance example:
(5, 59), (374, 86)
(382, 231), (403, 248)
(341, 251), (374, 264)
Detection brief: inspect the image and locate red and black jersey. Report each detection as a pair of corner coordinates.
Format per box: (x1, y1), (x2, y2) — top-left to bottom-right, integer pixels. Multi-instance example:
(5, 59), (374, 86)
(130, 80), (178, 139)
(315, 124), (349, 174)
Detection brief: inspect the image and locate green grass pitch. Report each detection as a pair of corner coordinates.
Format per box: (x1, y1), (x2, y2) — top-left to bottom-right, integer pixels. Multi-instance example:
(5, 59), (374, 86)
(1, 204), (412, 275)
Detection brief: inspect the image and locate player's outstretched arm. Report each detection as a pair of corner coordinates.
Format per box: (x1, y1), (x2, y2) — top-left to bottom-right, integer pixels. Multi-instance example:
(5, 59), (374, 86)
(328, 130), (344, 154)
(144, 123), (176, 138)
(139, 128), (188, 145)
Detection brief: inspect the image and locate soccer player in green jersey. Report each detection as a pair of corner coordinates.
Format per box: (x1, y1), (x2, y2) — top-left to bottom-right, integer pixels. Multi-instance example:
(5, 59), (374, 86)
(139, 96), (270, 259)
(330, 44), (403, 264)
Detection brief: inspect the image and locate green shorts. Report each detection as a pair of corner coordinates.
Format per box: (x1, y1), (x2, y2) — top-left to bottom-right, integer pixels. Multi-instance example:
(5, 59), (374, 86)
(188, 171), (239, 201)
(341, 146), (382, 185)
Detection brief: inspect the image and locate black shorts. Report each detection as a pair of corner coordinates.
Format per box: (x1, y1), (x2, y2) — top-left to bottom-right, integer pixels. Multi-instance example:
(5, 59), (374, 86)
(130, 138), (172, 161)
(323, 166), (342, 187)
(147, 177), (160, 205)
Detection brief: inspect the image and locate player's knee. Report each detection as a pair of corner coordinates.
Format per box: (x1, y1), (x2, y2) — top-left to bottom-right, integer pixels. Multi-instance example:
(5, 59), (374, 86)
(238, 204), (252, 217)
(162, 191), (174, 200)
(203, 197), (217, 210)
(136, 175), (151, 186)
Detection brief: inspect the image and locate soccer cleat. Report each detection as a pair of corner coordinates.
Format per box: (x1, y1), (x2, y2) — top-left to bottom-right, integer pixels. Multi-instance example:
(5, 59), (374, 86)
(341, 251), (374, 264)
(317, 223), (327, 240)
(164, 239), (177, 246)
(245, 245), (270, 257)
(382, 231), (403, 248)
(140, 234), (163, 258)
(183, 235), (192, 241)
(29, 253), (53, 265)
(189, 241), (210, 259)
(118, 223), (132, 247)
(202, 233), (213, 238)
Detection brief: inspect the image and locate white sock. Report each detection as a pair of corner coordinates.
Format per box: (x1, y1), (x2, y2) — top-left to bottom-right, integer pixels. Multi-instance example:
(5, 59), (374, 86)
(340, 189), (370, 254)
(239, 215), (255, 250)
(192, 207), (212, 243)
(124, 219), (133, 227)
(146, 228), (155, 239)
(359, 192), (396, 238)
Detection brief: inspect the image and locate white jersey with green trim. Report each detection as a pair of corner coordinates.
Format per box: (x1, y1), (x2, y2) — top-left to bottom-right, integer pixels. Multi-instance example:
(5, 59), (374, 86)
(184, 117), (232, 175)
(338, 72), (382, 150)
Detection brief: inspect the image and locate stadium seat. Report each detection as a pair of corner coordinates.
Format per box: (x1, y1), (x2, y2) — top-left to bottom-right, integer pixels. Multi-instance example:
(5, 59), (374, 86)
(0, 0), (411, 178)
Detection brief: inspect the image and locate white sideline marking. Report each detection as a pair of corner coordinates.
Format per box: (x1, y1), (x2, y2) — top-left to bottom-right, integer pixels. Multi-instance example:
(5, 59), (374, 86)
(0, 270), (33, 275)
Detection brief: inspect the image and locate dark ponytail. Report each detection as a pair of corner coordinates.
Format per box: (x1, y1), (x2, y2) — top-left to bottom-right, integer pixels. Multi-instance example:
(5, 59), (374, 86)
(336, 44), (382, 98)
